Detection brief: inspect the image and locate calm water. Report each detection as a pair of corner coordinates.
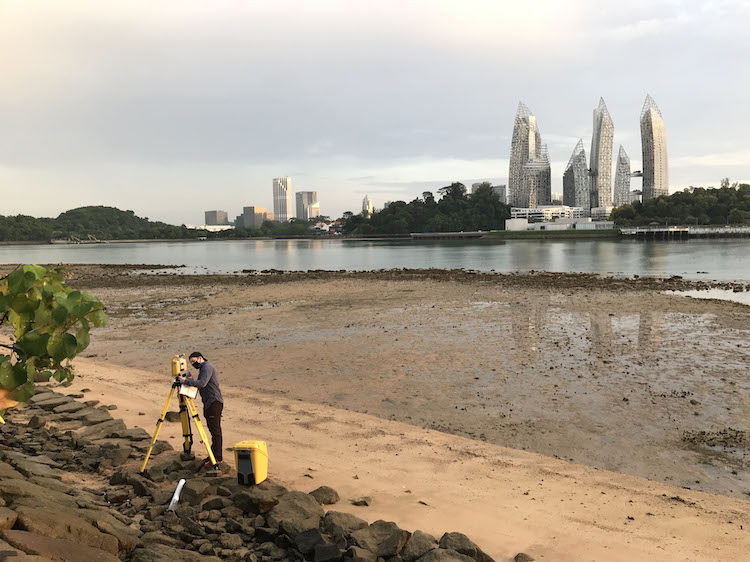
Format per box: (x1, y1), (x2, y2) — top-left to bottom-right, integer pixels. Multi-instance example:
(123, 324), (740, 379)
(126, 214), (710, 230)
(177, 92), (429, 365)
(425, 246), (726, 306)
(1, 239), (749, 281)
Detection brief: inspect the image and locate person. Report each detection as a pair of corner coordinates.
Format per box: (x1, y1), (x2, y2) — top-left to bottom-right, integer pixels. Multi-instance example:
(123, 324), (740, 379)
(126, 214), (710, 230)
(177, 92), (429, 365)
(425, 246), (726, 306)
(178, 351), (224, 467)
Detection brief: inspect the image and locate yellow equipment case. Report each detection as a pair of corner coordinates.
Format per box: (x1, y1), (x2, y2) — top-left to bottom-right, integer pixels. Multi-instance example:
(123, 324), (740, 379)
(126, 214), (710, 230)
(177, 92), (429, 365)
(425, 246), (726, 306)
(234, 440), (268, 485)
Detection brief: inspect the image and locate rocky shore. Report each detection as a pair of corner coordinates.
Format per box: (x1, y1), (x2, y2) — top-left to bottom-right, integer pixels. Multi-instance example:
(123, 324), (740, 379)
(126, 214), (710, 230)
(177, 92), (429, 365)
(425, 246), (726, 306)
(0, 386), (515, 562)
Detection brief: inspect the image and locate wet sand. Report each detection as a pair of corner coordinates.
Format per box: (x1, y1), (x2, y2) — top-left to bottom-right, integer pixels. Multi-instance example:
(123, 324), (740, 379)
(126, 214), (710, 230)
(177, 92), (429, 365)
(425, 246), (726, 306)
(54, 266), (750, 501)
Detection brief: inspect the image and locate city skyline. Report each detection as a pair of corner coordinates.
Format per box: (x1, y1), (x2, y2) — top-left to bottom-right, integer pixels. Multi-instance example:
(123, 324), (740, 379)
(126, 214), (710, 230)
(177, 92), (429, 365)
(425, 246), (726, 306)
(1, 2), (748, 224)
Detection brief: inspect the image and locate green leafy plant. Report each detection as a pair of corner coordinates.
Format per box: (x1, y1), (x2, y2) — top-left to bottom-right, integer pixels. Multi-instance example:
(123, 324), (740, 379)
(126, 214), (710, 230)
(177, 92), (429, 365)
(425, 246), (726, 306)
(0, 265), (107, 419)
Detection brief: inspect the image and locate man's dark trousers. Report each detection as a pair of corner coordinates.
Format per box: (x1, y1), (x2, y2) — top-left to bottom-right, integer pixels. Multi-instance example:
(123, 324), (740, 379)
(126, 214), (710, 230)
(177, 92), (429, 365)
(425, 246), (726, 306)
(204, 401), (223, 462)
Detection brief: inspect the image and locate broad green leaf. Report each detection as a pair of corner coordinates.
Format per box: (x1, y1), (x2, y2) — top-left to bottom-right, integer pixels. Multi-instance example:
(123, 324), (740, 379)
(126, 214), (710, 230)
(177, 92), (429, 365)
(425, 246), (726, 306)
(75, 327), (90, 352)
(11, 294), (41, 314)
(0, 361), (13, 389)
(51, 306), (68, 324)
(0, 294), (10, 313)
(88, 309), (108, 328)
(62, 333), (78, 358)
(7, 270), (36, 294)
(26, 364), (35, 383)
(7, 310), (26, 339)
(72, 301), (94, 318)
(53, 369), (68, 382)
(12, 381), (35, 402)
(47, 332), (64, 361)
(22, 265), (47, 280)
(16, 332), (50, 357)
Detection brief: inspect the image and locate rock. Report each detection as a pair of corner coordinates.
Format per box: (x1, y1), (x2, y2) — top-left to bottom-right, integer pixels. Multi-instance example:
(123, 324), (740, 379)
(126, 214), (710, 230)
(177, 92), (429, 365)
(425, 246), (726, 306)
(351, 496), (372, 506)
(67, 419), (126, 444)
(402, 530), (438, 561)
(199, 542), (215, 555)
(27, 415), (46, 429)
(232, 481), (288, 515)
(350, 520), (410, 558)
(219, 532), (243, 549)
(438, 533), (493, 562)
(0, 507), (17, 530)
(515, 554), (535, 562)
(322, 511), (368, 542)
(0, 478), (78, 508)
(309, 486), (340, 505)
(257, 541), (287, 560)
(141, 531), (179, 547)
(51, 401), (88, 414)
(314, 543), (343, 561)
(165, 411), (181, 422)
(129, 475), (156, 497)
(293, 528), (324, 554)
(266, 491), (325, 536)
(12, 460), (64, 480)
(416, 549), (475, 562)
(0, 529), (120, 562)
(129, 543), (222, 561)
(0, 461), (24, 480)
(13, 505), (120, 555)
(105, 488), (130, 504)
(110, 427), (152, 441)
(222, 506), (243, 519)
(346, 546), (377, 562)
(27, 477), (72, 495)
(181, 479), (210, 506)
(200, 496), (229, 511)
(30, 396), (72, 410)
(89, 514), (143, 551)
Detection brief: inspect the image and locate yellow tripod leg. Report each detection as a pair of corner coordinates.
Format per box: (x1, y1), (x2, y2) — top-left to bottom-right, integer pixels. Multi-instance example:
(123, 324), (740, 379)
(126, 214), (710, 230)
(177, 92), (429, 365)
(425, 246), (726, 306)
(184, 397), (217, 466)
(140, 385), (177, 473)
(178, 395), (195, 460)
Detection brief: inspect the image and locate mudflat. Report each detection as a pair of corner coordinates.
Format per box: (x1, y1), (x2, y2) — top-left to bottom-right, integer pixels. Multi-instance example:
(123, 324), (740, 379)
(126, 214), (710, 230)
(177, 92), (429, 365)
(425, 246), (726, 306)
(62, 266), (750, 500)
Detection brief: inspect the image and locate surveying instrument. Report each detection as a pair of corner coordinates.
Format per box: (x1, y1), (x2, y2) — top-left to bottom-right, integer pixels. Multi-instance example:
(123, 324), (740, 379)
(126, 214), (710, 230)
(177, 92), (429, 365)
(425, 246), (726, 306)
(140, 354), (218, 473)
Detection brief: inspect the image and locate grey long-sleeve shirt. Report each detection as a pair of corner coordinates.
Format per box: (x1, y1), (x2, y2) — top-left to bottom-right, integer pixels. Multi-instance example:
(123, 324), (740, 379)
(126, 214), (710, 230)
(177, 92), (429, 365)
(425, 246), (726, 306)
(183, 361), (224, 410)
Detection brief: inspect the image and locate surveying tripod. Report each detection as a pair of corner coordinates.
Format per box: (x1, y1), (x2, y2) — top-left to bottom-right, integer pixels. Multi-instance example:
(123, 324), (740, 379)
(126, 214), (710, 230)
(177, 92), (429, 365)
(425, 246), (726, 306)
(140, 355), (217, 473)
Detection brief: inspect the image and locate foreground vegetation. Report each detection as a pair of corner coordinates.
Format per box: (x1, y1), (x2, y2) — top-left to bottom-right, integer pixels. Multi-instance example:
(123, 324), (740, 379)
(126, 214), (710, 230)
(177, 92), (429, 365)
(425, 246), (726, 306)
(612, 182), (750, 226)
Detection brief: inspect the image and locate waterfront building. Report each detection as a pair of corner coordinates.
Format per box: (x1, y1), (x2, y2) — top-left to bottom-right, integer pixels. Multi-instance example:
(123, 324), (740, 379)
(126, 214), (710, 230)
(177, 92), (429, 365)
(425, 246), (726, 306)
(272, 177), (294, 222)
(362, 195), (374, 216)
(522, 145), (551, 208)
(590, 98), (614, 209)
(296, 191), (320, 221)
(204, 210), (228, 225)
(506, 217), (615, 231)
(590, 206), (614, 221)
(613, 145), (631, 207)
(509, 102), (543, 207)
(511, 205), (586, 223)
(640, 95), (669, 200)
(235, 206), (267, 229)
(562, 140), (589, 210)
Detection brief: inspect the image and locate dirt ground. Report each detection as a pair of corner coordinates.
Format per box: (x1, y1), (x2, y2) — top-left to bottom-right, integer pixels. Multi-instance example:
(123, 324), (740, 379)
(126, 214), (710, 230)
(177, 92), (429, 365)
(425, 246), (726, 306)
(4, 265), (750, 560)
(56, 266), (750, 501)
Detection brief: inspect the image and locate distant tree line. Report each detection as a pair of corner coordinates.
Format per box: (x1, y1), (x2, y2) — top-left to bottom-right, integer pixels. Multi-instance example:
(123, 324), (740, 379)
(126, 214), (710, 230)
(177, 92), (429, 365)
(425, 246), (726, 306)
(611, 181), (750, 226)
(340, 182), (511, 235)
(0, 206), (200, 242)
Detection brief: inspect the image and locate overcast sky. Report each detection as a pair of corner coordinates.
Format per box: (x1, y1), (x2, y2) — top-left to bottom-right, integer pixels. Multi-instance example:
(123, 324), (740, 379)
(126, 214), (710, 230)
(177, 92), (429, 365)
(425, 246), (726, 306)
(1, 1), (749, 225)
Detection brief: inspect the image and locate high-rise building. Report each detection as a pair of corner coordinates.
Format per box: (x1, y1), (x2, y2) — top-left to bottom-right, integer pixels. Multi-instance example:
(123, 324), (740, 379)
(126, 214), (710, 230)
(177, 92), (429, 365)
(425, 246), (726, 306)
(471, 183), (507, 203)
(522, 145), (551, 208)
(362, 195), (374, 216)
(204, 210), (228, 225)
(590, 98), (614, 209)
(562, 140), (589, 210)
(272, 177), (294, 222)
(509, 102), (542, 207)
(640, 95), (668, 201)
(296, 191), (320, 221)
(613, 146), (631, 207)
(235, 206), (267, 229)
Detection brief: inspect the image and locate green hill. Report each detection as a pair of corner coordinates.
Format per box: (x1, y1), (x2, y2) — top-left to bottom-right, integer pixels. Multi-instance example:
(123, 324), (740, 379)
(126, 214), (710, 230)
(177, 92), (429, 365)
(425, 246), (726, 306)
(0, 206), (201, 242)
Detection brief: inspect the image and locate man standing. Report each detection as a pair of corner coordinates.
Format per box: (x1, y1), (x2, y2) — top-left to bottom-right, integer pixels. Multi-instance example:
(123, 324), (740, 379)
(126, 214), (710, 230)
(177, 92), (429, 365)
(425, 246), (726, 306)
(178, 351), (224, 467)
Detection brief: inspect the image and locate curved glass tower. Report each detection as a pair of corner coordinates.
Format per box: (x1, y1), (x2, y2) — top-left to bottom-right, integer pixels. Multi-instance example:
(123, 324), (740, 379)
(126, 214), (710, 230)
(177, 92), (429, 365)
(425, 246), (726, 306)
(522, 145), (551, 208)
(562, 139), (589, 209)
(509, 101), (542, 207)
(613, 145), (631, 207)
(640, 95), (668, 200)
(589, 98), (614, 209)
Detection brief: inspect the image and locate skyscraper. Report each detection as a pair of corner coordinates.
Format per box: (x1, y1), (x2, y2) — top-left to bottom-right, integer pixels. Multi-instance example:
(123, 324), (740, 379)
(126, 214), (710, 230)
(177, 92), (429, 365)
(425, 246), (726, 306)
(522, 145), (551, 208)
(204, 210), (228, 225)
(362, 195), (374, 216)
(272, 177), (294, 222)
(562, 140), (589, 209)
(613, 145), (631, 207)
(640, 95), (668, 200)
(296, 191), (320, 221)
(509, 101), (542, 207)
(589, 98), (614, 209)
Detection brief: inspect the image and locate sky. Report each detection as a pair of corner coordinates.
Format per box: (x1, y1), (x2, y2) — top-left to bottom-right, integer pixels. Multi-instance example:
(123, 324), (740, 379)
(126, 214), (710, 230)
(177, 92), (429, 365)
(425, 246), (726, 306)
(1, 0), (749, 225)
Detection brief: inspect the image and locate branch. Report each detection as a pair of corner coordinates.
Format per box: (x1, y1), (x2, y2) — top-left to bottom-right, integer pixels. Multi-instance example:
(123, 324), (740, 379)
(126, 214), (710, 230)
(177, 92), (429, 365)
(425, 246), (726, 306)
(0, 265), (21, 283)
(0, 343), (13, 350)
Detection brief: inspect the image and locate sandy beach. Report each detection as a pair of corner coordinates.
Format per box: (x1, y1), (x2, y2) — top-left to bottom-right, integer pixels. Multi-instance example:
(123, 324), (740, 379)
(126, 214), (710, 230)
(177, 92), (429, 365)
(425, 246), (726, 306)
(5, 266), (750, 560)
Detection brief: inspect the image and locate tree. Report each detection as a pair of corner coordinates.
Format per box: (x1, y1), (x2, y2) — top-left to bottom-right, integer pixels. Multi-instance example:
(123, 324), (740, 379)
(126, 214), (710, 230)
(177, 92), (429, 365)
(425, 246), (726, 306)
(0, 265), (107, 421)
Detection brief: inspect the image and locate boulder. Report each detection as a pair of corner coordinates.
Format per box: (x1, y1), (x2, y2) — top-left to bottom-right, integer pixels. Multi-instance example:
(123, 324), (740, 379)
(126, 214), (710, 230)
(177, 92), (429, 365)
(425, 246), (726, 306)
(180, 479), (209, 506)
(293, 528), (324, 554)
(314, 543), (343, 562)
(0, 529), (121, 562)
(350, 520), (411, 558)
(0, 479), (78, 508)
(322, 511), (368, 541)
(27, 477), (73, 495)
(309, 486), (340, 505)
(232, 481), (288, 514)
(218, 532), (243, 549)
(14, 505), (119, 555)
(0, 461), (24, 480)
(129, 543), (222, 562)
(345, 546), (377, 562)
(11, 460), (63, 481)
(141, 531), (179, 547)
(51, 401), (88, 414)
(0, 507), (17, 530)
(416, 549), (475, 562)
(266, 491), (324, 536)
(439, 533), (494, 562)
(514, 555), (535, 562)
(30, 396), (73, 410)
(165, 411), (181, 423)
(200, 496), (229, 511)
(67, 419), (126, 444)
(402, 530), (438, 561)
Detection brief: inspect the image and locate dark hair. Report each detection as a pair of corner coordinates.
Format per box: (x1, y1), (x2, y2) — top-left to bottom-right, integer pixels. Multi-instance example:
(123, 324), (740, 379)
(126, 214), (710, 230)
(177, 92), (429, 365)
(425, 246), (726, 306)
(189, 352), (204, 360)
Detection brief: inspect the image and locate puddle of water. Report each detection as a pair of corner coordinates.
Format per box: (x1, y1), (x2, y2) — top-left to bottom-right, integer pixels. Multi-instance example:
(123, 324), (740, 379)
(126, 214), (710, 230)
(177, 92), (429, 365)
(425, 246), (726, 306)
(665, 289), (750, 306)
